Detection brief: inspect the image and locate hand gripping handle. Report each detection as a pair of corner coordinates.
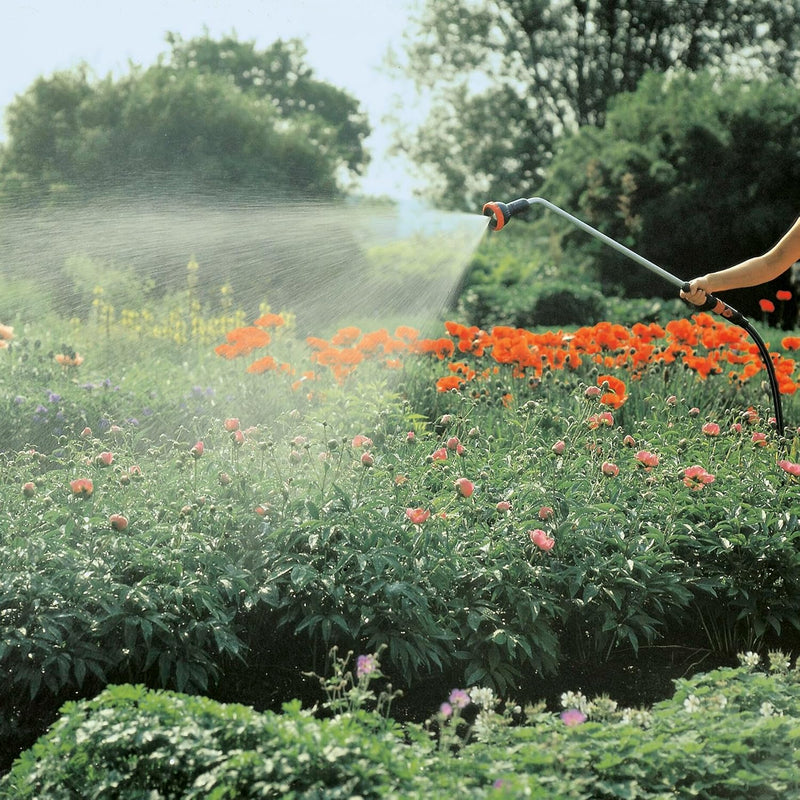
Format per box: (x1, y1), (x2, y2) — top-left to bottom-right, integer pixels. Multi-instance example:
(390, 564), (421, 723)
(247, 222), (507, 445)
(681, 282), (747, 326)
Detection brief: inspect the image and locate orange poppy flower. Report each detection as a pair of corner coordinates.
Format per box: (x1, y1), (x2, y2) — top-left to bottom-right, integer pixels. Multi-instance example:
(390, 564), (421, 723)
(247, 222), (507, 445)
(597, 374), (627, 409)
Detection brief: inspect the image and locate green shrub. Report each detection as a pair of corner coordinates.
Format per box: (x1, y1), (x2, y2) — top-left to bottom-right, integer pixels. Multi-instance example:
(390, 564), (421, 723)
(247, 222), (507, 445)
(458, 280), (607, 330)
(4, 658), (800, 799)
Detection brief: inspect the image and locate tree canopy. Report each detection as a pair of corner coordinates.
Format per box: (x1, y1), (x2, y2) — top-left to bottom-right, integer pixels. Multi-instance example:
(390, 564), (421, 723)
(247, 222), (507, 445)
(0, 33), (371, 202)
(541, 71), (800, 307)
(398, 0), (800, 209)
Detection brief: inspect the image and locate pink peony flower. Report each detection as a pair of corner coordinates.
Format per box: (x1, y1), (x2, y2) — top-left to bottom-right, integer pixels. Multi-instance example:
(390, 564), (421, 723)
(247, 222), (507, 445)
(601, 461), (619, 477)
(190, 441), (204, 458)
(224, 417), (240, 432)
(779, 459), (800, 477)
(431, 447), (448, 461)
(538, 505), (554, 520)
(702, 422), (720, 437)
(455, 477), (474, 498)
(584, 385), (602, 398)
(352, 434), (373, 448)
(96, 451), (114, 467)
(109, 513), (128, 531)
(496, 500), (512, 512)
(529, 528), (555, 552)
(446, 436), (460, 450)
(552, 440), (566, 455)
(70, 478), (93, 497)
(635, 450), (659, 469)
(751, 432), (768, 447)
(405, 507), (431, 525)
(683, 465), (715, 490)
(588, 411), (614, 429)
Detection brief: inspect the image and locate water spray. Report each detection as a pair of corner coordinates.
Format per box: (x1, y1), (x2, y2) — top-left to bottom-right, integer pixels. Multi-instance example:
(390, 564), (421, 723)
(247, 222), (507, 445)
(482, 196), (785, 436)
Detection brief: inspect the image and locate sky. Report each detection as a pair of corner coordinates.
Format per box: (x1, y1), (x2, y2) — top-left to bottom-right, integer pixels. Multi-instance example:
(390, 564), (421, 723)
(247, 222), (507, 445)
(0, 0), (425, 196)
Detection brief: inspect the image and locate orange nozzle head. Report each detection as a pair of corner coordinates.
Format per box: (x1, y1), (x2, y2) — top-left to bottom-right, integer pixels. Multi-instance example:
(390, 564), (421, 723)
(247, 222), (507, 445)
(482, 201), (508, 231)
(482, 198), (531, 231)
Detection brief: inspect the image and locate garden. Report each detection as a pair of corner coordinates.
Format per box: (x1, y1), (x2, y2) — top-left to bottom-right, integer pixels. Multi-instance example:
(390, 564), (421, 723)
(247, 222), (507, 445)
(2, 227), (800, 797)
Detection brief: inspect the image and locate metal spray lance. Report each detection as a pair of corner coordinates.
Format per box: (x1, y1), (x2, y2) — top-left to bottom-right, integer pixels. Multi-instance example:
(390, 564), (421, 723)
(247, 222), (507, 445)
(481, 196), (785, 436)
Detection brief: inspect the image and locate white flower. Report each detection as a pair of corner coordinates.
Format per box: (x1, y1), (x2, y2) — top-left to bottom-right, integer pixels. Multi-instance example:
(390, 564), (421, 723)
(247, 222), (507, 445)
(738, 651), (761, 669)
(760, 701), (775, 717)
(683, 694), (701, 713)
(620, 707), (652, 728)
(560, 690), (590, 713)
(469, 686), (496, 711)
(711, 693), (728, 711)
(472, 710), (497, 742)
(768, 650), (791, 673)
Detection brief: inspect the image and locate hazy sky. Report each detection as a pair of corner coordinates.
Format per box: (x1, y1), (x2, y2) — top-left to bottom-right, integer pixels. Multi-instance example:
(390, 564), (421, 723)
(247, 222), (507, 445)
(0, 0), (424, 196)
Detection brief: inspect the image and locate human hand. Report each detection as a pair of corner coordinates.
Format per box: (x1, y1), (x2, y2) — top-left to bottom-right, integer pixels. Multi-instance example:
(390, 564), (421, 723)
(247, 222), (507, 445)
(680, 277), (710, 306)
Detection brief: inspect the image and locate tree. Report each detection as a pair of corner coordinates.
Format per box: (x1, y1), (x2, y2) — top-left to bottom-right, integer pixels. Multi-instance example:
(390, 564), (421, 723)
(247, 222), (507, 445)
(541, 71), (800, 314)
(397, 0), (800, 209)
(0, 33), (371, 202)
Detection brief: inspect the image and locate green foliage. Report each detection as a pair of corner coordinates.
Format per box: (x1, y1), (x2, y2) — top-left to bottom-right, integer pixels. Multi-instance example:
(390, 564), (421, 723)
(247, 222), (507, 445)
(5, 659), (800, 798)
(401, 0), (800, 209)
(0, 33), (369, 203)
(543, 71), (800, 309)
(458, 279), (607, 329)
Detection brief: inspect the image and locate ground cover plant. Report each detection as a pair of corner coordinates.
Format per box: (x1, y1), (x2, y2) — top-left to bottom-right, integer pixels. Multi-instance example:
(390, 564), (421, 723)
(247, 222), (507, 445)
(3, 278), (800, 793)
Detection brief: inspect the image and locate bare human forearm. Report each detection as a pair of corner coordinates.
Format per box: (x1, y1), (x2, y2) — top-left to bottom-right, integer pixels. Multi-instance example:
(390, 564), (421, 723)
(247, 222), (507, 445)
(681, 215), (800, 305)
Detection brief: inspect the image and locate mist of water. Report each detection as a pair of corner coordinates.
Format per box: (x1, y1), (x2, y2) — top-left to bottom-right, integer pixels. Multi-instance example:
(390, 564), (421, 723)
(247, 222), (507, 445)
(0, 195), (489, 341)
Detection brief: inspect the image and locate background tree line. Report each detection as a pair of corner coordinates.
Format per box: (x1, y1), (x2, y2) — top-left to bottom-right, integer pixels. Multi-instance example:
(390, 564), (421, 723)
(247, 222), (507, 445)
(397, 0), (800, 318)
(0, 33), (370, 202)
(2, 0), (800, 316)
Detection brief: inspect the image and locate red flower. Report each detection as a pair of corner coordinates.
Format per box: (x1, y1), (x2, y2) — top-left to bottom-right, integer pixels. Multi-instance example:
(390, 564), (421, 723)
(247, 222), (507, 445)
(759, 299), (775, 313)
(455, 477), (474, 498)
(405, 507), (430, 525)
(70, 478), (94, 497)
(224, 418), (240, 432)
(601, 461), (619, 477)
(360, 452), (374, 467)
(109, 513), (129, 531)
(776, 290), (792, 301)
(635, 450), (659, 469)
(190, 441), (204, 458)
(683, 465), (715, 490)
(529, 528), (555, 552)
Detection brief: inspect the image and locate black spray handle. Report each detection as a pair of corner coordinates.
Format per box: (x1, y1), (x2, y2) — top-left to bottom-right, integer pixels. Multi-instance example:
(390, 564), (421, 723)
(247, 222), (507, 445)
(681, 282), (748, 326)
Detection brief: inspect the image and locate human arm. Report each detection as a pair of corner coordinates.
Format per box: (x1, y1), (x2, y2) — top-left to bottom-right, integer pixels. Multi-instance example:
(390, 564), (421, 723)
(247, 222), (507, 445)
(681, 215), (800, 305)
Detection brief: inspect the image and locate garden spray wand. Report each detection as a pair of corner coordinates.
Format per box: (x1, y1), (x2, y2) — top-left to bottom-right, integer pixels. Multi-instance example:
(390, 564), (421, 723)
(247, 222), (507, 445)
(482, 197), (785, 435)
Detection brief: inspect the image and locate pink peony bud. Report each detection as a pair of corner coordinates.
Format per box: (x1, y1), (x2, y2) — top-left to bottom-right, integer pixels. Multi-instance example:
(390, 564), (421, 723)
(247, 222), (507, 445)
(455, 477), (474, 498)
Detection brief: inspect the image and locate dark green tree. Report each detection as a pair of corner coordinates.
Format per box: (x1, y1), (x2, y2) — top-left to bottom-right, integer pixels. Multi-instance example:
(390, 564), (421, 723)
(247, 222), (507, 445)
(0, 33), (370, 202)
(397, 0), (800, 209)
(541, 71), (800, 312)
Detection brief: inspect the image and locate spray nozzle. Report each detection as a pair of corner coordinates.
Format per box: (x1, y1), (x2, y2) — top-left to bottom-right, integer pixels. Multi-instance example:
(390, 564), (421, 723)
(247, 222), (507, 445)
(482, 198), (532, 231)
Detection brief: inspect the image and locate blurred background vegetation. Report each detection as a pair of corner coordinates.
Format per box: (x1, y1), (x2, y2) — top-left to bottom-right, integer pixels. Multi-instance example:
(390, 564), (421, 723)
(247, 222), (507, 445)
(2, 0), (800, 325)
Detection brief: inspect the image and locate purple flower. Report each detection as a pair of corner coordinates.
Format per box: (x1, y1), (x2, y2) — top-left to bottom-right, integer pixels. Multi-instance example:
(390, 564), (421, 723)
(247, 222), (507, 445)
(439, 702), (453, 718)
(356, 653), (378, 679)
(448, 688), (470, 709)
(560, 708), (587, 727)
